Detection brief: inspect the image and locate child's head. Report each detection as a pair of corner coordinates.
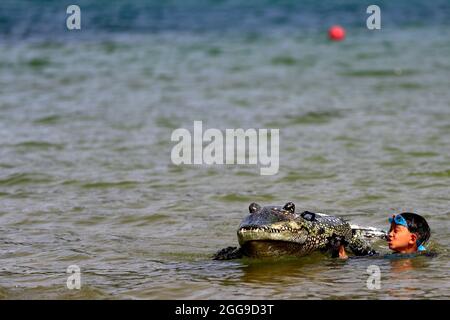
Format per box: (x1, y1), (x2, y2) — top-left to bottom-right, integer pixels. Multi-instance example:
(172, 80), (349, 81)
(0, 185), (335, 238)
(388, 212), (430, 253)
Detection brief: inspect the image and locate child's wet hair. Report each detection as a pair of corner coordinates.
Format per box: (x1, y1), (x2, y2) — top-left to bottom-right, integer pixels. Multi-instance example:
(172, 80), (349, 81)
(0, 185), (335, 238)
(398, 212), (431, 246)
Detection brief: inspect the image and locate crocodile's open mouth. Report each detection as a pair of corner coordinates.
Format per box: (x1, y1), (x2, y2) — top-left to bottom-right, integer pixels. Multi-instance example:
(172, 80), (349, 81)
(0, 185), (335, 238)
(237, 226), (294, 244)
(237, 225), (309, 254)
(240, 240), (314, 258)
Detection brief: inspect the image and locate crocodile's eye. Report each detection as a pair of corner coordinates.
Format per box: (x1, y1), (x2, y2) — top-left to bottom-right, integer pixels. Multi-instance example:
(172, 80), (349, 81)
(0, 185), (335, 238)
(283, 202), (295, 214)
(249, 202), (261, 213)
(301, 211), (316, 221)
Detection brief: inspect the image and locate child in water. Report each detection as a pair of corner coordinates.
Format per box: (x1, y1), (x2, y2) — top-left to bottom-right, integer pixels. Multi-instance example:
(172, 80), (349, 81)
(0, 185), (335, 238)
(387, 212), (430, 253)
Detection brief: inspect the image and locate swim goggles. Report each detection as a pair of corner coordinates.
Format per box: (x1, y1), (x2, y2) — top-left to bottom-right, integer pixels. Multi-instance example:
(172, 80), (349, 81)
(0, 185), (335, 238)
(389, 215), (426, 251)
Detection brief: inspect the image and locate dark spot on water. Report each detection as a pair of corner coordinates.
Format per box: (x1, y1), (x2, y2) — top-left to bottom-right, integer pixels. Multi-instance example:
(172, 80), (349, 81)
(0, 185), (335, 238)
(0, 173), (54, 186)
(229, 65), (249, 73)
(81, 181), (140, 189)
(375, 82), (424, 91)
(230, 98), (250, 107)
(13, 141), (64, 150)
(30, 41), (64, 50)
(405, 151), (438, 158)
(212, 193), (276, 203)
(59, 74), (88, 85)
(355, 52), (380, 60)
(27, 57), (50, 69)
(304, 155), (329, 164)
(243, 32), (262, 43)
(155, 116), (181, 129)
(271, 55), (297, 66)
(340, 69), (417, 77)
(101, 41), (127, 54)
(156, 74), (174, 82)
(207, 47), (222, 56)
(410, 170), (450, 178)
(268, 110), (342, 126)
(0, 163), (15, 169)
(278, 171), (337, 183)
(33, 115), (62, 125)
(398, 82), (423, 89)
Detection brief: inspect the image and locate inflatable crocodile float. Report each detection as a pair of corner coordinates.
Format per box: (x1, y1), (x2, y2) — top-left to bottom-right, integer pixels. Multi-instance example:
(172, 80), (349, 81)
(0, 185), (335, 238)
(213, 202), (387, 260)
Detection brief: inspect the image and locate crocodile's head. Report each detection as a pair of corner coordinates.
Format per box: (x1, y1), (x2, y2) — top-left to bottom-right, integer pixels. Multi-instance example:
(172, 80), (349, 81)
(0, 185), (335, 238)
(237, 202), (313, 257)
(237, 202), (351, 257)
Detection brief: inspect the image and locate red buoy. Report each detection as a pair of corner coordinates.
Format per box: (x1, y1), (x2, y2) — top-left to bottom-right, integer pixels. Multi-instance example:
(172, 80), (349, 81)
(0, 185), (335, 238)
(328, 25), (346, 41)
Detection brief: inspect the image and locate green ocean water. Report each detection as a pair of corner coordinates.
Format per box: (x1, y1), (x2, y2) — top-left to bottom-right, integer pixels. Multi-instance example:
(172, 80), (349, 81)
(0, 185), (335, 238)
(0, 1), (449, 299)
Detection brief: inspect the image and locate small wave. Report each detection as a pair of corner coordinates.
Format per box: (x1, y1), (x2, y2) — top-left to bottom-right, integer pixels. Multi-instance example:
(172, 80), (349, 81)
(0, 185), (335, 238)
(0, 284), (110, 300)
(101, 41), (130, 54)
(340, 69), (418, 77)
(206, 47), (222, 57)
(26, 57), (51, 69)
(155, 116), (181, 129)
(81, 181), (140, 189)
(33, 115), (63, 125)
(410, 170), (450, 178)
(118, 213), (171, 225)
(212, 193), (276, 203)
(0, 173), (54, 186)
(271, 55), (298, 66)
(405, 151), (439, 158)
(13, 141), (64, 150)
(375, 82), (424, 91)
(354, 52), (380, 60)
(266, 110), (342, 126)
(278, 171), (337, 183)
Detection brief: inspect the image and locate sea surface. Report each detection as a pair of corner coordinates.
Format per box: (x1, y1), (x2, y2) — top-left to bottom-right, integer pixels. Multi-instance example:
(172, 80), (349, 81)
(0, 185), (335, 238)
(0, 0), (449, 299)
